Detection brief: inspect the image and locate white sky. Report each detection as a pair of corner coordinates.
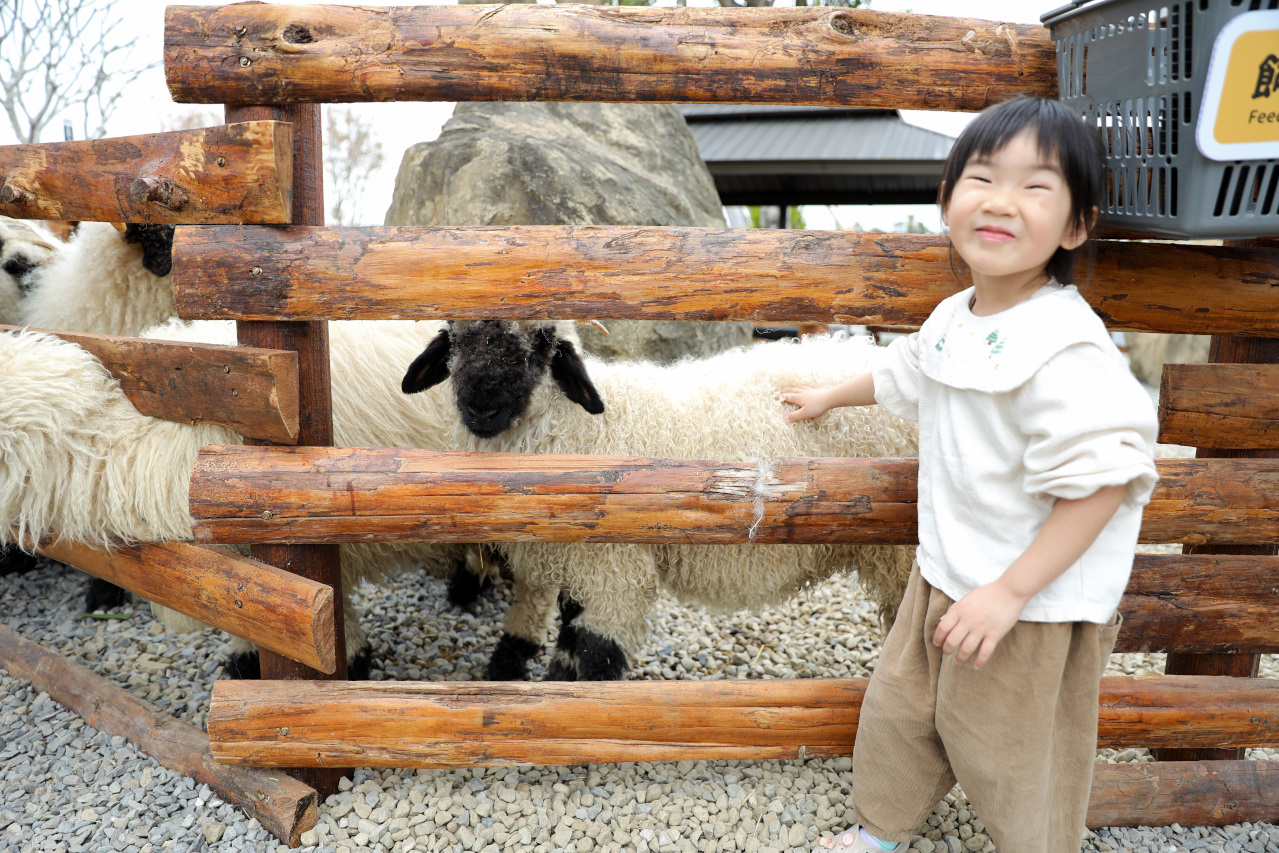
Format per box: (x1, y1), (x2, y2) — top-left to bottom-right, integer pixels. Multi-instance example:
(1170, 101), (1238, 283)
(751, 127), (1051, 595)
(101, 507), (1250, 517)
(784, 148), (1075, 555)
(4, 0), (1056, 231)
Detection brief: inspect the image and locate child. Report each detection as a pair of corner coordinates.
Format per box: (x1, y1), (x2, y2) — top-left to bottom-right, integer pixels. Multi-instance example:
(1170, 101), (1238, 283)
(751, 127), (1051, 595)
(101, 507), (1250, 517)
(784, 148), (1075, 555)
(780, 96), (1158, 853)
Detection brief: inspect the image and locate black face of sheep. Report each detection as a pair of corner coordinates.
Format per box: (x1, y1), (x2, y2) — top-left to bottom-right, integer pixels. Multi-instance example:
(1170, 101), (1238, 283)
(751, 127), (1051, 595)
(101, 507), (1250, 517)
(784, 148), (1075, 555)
(401, 320), (605, 438)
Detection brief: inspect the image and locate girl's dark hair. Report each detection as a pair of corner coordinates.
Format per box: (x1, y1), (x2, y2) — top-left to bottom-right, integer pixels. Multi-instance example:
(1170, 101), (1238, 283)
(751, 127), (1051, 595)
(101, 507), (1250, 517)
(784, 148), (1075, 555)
(938, 95), (1107, 285)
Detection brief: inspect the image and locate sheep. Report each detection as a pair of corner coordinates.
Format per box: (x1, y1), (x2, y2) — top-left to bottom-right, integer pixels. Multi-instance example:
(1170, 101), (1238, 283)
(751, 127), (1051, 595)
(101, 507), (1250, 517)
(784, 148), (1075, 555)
(0, 216), (59, 326)
(0, 318), (487, 679)
(0, 221), (496, 664)
(0, 219), (176, 586)
(16, 221), (177, 337)
(402, 319), (919, 680)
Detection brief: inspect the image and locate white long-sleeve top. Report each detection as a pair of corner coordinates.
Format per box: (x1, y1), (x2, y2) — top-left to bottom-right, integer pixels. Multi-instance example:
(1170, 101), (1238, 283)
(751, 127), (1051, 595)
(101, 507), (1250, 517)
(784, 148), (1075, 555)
(872, 282), (1159, 623)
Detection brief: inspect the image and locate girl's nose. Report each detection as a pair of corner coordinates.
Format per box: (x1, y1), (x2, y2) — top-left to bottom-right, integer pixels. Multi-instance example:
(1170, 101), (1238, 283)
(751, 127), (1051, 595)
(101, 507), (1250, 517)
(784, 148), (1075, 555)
(981, 190), (1014, 215)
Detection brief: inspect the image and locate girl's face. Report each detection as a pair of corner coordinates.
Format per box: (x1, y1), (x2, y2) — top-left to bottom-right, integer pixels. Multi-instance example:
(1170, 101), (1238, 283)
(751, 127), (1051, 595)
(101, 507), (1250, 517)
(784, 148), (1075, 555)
(942, 128), (1089, 291)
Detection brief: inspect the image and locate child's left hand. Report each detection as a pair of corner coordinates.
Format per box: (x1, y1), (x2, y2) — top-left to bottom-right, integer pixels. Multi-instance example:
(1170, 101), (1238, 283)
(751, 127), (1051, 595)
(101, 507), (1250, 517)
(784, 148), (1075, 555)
(932, 581), (1026, 669)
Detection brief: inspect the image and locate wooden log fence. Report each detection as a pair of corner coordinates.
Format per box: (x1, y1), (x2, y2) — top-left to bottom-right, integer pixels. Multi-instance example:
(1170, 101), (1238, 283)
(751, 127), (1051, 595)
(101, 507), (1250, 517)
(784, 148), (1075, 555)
(0, 623), (317, 847)
(0, 0), (1272, 831)
(163, 5), (1055, 110)
(31, 538), (335, 674)
(1160, 362), (1279, 450)
(0, 326), (300, 444)
(172, 226), (1279, 336)
(188, 447), (1279, 548)
(206, 675), (1279, 765)
(0, 122), (291, 225)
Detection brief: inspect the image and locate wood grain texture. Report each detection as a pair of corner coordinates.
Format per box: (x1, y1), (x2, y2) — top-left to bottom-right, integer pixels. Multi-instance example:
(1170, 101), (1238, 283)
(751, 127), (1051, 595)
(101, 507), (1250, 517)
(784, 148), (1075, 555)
(171, 227), (1279, 336)
(0, 122), (291, 224)
(1087, 761), (1279, 828)
(1159, 363), (1279, 449)
(187, 447), (1279, 548)
(0, 622), (317, 846)
(226, 101), (348, 795)
(1117, 555), (1279, 654)
(1161, 326), (1279, 762)
(206, 675), (1279, 769)
(0, 325), (299, 444)
(163, 4), (1053, 109)
(33, 538), (335, 674)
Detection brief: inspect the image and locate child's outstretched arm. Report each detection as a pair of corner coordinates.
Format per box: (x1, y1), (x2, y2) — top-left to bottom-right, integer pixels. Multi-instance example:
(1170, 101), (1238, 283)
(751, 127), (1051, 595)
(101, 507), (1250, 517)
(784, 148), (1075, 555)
(779, 371), (876, 422)
(933, 483), (1127, 669)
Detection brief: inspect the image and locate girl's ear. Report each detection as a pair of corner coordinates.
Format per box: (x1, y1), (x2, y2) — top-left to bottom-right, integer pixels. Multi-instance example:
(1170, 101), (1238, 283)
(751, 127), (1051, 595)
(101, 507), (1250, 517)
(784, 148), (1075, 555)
(1062, 205), (1098, 251)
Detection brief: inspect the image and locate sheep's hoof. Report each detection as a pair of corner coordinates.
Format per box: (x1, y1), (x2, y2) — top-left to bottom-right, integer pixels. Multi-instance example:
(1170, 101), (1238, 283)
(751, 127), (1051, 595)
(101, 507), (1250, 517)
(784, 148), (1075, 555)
(347, 645), (373, 681)
(574, 631), (628, 681)
(0, 546), (41, 578)
(446, 562), (490, 609)
(545, 654), (578, 682)
(83, 577), (130, 612)
(486, 633), (540, 681)
(224, 650), (261, 680)
(222, 647), (371, 680)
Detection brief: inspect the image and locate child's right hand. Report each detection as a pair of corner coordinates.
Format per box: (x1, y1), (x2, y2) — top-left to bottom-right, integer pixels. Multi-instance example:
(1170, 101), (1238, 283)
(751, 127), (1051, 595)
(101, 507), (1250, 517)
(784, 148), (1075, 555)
(777, 387), (831, 422)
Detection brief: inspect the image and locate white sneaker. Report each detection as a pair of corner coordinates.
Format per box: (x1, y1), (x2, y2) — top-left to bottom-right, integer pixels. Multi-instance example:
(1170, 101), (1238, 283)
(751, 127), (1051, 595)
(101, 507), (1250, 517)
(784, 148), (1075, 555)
(813, 825), (904, 852)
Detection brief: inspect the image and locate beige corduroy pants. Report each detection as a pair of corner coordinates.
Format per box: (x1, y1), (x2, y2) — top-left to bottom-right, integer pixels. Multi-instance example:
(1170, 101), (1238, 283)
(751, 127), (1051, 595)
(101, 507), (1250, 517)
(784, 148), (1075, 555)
(851, 561), (1121, 853)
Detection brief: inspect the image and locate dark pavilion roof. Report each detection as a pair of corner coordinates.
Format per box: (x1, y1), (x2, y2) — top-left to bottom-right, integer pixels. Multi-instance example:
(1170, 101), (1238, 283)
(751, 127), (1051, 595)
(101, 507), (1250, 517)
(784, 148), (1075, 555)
(676, 105), (956, 206)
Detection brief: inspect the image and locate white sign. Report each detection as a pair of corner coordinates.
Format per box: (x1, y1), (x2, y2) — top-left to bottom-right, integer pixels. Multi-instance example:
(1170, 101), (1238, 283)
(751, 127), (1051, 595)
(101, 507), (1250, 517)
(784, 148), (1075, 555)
(1197, 10), (1279, 162)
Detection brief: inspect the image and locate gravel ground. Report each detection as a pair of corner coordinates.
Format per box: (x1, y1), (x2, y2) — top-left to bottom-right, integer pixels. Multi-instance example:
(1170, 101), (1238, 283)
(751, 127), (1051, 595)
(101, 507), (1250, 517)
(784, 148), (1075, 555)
(2, 445), (1276, 853)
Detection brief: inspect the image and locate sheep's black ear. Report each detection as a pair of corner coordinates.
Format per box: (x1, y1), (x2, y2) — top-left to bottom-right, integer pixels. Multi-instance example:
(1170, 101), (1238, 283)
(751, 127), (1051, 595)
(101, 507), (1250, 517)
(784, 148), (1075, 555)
(550, 340), (604, 414)
(401, 330), (452, 393)
(124, 223), (176, 277)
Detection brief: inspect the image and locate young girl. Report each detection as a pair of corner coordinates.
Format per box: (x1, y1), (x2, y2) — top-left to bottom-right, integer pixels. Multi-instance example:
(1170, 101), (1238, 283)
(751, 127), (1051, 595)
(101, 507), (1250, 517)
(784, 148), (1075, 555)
(780, 96), (1158, 853)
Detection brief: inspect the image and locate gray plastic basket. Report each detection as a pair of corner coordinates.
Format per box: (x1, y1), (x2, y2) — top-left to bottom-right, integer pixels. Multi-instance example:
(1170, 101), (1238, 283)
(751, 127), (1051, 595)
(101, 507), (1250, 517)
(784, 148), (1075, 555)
(1042, 0), (1279, 239)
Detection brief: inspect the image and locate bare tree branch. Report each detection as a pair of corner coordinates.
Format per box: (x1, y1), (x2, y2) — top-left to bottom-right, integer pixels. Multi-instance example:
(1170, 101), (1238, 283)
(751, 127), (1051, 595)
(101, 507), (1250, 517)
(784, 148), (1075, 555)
(323, 106), (385, 226)
(0, 0), (157, 143)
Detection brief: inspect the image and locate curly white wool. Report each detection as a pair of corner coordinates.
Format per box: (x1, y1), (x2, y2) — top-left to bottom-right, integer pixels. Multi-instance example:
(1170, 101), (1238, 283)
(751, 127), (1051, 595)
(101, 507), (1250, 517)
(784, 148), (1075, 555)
(17, 222), (177, 336)
(0, 319), (472, 662)
(442, 327), (920, 659)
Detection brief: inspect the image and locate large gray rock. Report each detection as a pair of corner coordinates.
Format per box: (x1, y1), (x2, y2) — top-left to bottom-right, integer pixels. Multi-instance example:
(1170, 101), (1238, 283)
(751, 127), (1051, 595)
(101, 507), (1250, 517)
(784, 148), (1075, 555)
(1126, 332), (1211, 387)
(384, 101), (754, 362)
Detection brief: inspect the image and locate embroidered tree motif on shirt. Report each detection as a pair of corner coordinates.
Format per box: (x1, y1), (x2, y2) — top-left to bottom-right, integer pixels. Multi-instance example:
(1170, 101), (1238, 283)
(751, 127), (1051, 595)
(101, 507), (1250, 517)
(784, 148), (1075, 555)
(986, 330), (1005, 357)
(935, 333), (947, 352)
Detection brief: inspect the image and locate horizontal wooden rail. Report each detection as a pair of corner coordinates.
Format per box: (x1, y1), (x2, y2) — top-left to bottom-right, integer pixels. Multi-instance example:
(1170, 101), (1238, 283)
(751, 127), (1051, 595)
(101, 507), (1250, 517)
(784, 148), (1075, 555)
(0, 122), (291, 225)
(189, 447), (1279, 548)
(0, 326), (299, 444)
(34, 538), (335, 674)
(1159, 363), (1279, 449)
(164, 5), (1053, 109)
(172, 227), (1279, 336)
(1088, 761), (1279, 828)
(207, 675), (1279, 769)
(0, 622), (317, 846)
(1117, 555), (1279, 654)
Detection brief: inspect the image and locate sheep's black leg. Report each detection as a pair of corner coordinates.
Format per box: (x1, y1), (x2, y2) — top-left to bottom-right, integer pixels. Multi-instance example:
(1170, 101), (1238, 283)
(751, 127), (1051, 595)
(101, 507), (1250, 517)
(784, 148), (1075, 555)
(0, 545), (41, 577)
(544, 590), (584, 681)
(446, 559), (490, 609)
(83, 577), (130, 612)
(574, 629), (629, 681)
(485, 634), (541, 681)
(224, 644), (373, 681)
(224, 649), (261, 680)
(346, 643), (373, 681)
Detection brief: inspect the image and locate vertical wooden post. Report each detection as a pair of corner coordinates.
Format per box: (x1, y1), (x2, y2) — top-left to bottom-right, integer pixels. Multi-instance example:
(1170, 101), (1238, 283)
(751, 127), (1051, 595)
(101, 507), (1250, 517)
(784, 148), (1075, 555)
(1156, 237), (1278, 763)
(223, 103), (347, 796)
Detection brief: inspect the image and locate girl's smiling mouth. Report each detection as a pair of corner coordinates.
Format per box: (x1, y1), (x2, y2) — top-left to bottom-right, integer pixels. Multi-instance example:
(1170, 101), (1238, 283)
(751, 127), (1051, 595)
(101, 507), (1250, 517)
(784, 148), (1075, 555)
(975, 226), (1016, 242)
